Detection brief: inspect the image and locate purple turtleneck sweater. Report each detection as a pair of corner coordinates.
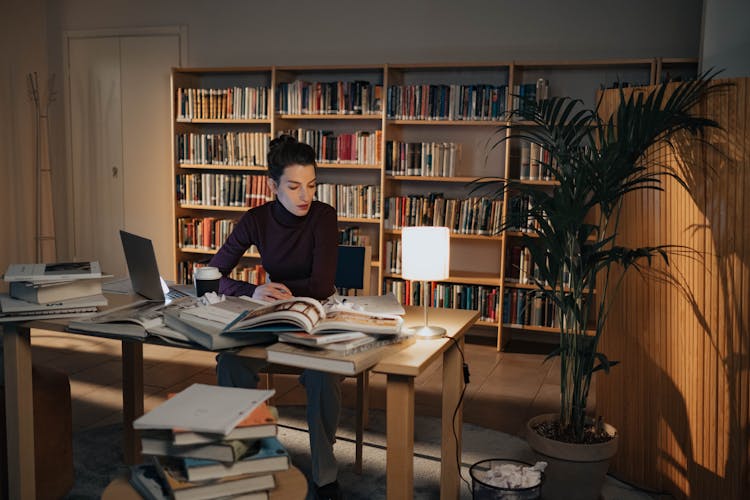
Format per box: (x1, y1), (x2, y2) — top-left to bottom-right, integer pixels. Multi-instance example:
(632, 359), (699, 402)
(209, 200), (338, 300)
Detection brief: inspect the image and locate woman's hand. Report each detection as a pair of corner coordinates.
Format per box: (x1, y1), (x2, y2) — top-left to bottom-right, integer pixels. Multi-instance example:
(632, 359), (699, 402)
(252, 282), (293, 301)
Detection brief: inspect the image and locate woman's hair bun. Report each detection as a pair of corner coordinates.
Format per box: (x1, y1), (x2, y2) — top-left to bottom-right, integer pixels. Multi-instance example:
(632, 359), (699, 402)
(266, 134), (316, 181)
(269, 134), (297, 152)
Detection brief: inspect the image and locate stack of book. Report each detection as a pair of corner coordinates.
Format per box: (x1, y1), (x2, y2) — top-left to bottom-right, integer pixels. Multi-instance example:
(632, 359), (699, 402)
(0, 261), (107, 322)
(131, 384), (289, 500)
(271, 329), (413, 375)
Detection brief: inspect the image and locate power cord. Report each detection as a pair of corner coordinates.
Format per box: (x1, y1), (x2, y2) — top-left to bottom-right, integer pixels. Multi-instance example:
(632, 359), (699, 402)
(444, 334), (473, 495)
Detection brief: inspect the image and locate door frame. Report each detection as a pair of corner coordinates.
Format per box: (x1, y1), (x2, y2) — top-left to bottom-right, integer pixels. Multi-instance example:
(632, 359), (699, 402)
(62, 25), (187, 260)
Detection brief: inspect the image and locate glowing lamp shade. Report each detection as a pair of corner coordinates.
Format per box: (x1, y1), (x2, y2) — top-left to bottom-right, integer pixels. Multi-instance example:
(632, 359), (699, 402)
(402, 226), (450, 281)
(401, 226), (450, 338)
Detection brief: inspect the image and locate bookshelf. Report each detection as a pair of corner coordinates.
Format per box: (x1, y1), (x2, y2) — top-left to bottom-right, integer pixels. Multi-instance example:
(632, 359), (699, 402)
(170, 58), (697, 350)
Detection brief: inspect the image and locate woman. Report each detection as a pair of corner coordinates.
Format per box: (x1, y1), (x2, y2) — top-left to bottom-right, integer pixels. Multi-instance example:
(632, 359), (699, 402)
(209, 135), (342, 499)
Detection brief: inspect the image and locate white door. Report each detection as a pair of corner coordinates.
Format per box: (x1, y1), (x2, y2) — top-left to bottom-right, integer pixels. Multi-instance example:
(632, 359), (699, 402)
(67, 32), (181, 279)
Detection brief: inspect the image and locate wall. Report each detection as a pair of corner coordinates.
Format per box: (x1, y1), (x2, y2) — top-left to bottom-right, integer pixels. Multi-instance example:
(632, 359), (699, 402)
(0, 0), (50, 285)
(701, 0), (750, 77)
(39, 0), (703, 261)
(51, 0), (703, 67)
(598, 79), (750, 499)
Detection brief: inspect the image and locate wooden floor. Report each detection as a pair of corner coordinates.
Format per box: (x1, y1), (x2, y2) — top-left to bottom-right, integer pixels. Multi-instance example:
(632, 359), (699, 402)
(28, 329), (582, 437)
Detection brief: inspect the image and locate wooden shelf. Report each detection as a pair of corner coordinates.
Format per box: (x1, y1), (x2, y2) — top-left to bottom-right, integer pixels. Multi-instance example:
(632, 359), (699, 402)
(503, 323), (561, 334)
(476, 320), (500, 327)
(387, 119), (505, 126)
(318, 163), (381, 170)
(338, 216), (381, 224)
(504, 230), (537, 238)
(179, 204), (249, 212)
(384, 229), (502, 241)
(382, 271), (501, 286)
(178, 164), (267, 171)
(503, 323), (595, 335)
(278, 113), (382, 120)
(504, 281), (596, 294)
(386, 175), (480, 183)
(176, 118), (271, 124)
(179, 247), (259, 258)
(516, 179), (558, 186)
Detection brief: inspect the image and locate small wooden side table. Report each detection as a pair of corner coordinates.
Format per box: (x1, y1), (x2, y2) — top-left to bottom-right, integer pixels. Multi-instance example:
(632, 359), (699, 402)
(101, 465), (308, 500)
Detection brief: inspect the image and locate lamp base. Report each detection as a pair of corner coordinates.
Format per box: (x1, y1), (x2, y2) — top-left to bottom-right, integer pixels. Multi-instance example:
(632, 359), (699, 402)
(406, 325), (446, 339)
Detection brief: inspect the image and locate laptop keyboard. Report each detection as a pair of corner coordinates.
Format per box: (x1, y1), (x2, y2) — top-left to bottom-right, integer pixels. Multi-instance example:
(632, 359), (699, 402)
(166, 288), (188, 299)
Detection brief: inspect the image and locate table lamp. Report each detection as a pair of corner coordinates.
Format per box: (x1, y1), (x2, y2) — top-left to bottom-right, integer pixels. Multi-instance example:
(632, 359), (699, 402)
(401, 226), (450, 339)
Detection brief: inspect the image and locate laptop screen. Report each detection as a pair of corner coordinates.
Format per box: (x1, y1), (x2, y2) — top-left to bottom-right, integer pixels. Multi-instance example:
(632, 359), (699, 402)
(119, 230), (166, 301)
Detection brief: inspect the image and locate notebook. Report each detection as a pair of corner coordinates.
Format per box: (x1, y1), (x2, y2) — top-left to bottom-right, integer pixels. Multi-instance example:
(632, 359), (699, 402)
(119, 230), (190, 303)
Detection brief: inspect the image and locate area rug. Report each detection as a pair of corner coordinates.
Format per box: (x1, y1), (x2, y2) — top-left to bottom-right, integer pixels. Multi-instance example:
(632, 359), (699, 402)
(64, 406), (649, 499)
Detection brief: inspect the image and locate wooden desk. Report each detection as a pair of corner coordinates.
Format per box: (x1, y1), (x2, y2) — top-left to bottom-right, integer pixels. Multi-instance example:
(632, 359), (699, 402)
(373, 306), (478, 500)
(2, 300), (477, 500)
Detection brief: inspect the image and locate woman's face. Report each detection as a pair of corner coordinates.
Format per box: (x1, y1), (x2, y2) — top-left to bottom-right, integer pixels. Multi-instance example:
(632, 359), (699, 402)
(268, 164), (317, 216)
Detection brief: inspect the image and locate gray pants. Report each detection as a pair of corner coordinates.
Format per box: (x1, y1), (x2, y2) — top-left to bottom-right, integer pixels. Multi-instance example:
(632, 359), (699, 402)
(216, 352), (341, 486)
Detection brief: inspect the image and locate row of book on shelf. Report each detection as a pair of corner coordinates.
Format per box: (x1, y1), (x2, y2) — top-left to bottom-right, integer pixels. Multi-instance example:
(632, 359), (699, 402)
(175, 128), (555, 182)
(383, 278), (500, 323)
(315, 183), (381, 220)
(383, 194), (504, 236)
(503, 288), (571, 329)
(506, 194), (542, 233)
(386, 83), (507, 121)
(516, 140), (555, 181)
(276, 80), (383, 115)
(176, 86), (270, 121)
(283, 128), (382, 165)
(0, 261), (107, 322)
(337, 226), (372, 247)
(130, 383), (286, 500)
(385, 140), (459, 177)
(510, 79), (550, 116)
(177, 131), (270, 167)
(176, 173), (273, 208)
(174, 78), (554, 123)
(178, 217), (244, 252)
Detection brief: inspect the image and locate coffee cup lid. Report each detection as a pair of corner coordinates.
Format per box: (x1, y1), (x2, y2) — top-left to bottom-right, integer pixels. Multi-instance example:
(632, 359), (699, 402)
(195, 266), (222, 280)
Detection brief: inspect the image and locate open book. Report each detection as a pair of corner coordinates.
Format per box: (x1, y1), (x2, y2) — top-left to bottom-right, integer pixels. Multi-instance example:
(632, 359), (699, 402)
(176, 296), (404, 336)
(68, 296), (201, 339)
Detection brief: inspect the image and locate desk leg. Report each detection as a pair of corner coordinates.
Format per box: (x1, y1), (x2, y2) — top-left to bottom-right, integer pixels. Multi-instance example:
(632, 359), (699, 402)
(122, 340), (144, 465)
(441, 337), (464, 500)
(386, 373), (414, 499)
(354, 372), (365, 474)
(3, 324), (36, 499)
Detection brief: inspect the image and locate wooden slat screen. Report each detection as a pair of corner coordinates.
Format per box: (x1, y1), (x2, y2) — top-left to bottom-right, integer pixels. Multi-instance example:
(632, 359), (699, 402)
(597, 78), (749, 499)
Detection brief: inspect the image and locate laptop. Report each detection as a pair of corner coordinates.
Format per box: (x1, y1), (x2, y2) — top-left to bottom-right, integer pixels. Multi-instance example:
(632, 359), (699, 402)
(119, 230), (190, 302)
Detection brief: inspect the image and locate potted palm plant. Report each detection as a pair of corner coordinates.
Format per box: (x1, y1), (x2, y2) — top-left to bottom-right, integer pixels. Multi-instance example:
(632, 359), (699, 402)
(476, 71), (724, 500)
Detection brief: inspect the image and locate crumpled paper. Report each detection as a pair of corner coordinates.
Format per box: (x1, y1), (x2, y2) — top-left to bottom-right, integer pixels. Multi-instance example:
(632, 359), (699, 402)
(482, 461), (547, 489)
(200, 291), (224, 304)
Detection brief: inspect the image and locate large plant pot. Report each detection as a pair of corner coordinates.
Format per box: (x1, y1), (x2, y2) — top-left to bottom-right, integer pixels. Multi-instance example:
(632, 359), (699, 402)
(526, 413), (618, 500)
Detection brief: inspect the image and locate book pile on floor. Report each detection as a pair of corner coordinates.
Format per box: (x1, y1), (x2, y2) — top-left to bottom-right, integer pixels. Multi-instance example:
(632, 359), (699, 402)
(0, 261), (108, 322)
(130, 383), (289, 499)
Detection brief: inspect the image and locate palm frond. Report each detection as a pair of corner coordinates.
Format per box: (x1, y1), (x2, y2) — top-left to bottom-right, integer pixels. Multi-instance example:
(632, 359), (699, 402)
(480, 72), (725, 442)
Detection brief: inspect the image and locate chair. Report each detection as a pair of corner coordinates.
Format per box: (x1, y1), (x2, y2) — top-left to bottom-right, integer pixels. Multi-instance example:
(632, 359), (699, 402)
(268, 245), (373, 473)
(334, 244), (372, 296)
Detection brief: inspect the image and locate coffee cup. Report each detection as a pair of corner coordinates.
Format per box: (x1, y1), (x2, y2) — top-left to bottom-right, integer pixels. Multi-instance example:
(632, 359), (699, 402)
(194, 266), (222, 297)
